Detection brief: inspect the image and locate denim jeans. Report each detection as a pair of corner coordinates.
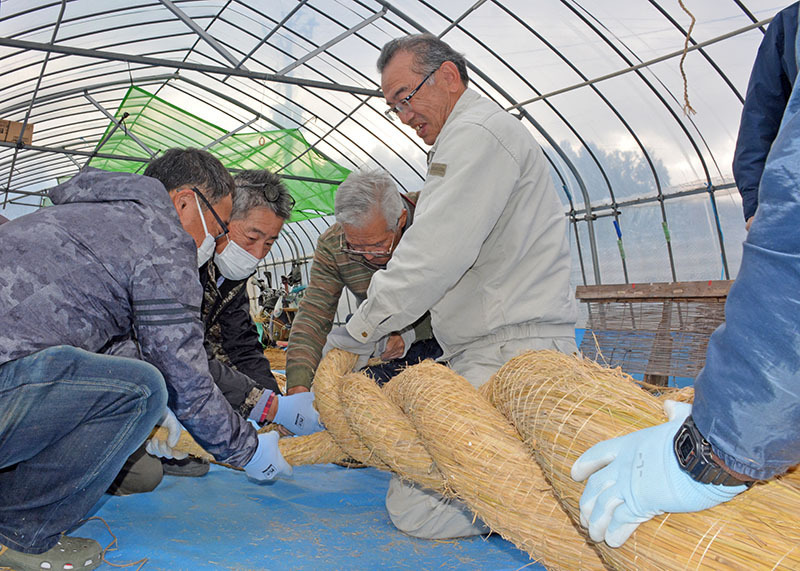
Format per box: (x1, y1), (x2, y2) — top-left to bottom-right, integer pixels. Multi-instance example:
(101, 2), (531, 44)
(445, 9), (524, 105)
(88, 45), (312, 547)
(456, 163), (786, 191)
(0, 345), (167, 554)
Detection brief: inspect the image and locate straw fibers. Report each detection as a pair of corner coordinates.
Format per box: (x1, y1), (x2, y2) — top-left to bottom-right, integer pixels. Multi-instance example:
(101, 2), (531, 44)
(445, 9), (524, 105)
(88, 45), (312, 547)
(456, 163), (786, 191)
(488, 350), (800, 570)
(264, 347), (286, 370)
(160, 349), (799, 570)
(279, 350), (605, 570)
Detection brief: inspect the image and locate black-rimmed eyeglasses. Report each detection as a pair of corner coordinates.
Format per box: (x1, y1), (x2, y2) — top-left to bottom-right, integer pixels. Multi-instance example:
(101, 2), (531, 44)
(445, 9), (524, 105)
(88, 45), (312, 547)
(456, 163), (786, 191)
(192, 187), (229, 240)
(384, 66), (439, 121)
(240, 182), (296, 212)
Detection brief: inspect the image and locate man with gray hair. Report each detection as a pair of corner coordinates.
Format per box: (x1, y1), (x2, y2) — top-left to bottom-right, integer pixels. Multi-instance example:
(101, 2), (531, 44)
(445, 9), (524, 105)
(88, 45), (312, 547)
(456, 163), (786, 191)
(325, 34), (577, 539)
(202, 169), (294, 407)
(285, 168), (441, 396)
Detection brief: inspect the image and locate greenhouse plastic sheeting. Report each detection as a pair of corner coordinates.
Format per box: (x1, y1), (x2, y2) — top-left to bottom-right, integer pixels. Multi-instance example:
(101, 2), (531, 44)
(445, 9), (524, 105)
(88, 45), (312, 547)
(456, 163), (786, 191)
(88, 86), (350, 221)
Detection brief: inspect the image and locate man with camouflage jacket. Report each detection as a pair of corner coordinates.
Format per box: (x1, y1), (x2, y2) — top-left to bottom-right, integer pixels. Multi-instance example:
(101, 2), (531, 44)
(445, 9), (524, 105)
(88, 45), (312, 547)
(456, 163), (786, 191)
(108, 169), (297, 495)
(0, 149), (315, 570)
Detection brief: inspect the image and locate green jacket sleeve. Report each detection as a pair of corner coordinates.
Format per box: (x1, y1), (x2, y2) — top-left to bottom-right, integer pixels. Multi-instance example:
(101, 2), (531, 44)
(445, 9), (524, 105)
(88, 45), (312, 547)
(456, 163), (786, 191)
(285, 233), (346, 390)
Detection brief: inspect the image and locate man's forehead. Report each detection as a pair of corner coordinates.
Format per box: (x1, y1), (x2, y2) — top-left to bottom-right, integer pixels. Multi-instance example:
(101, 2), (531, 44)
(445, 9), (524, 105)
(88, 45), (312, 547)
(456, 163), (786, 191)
(239, 206), (284, 234)
(381, 51), (417, 100)
(343, 214), (390, 236)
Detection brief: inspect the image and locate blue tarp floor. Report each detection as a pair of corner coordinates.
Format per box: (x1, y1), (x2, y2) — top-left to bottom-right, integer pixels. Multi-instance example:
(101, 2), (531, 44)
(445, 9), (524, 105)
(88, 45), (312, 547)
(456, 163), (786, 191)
(76, 462), (541, 571)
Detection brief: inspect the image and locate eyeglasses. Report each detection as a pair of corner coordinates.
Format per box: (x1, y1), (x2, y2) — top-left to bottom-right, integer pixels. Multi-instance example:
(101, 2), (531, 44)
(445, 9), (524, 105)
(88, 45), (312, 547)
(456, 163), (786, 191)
(384, 66), (439, 121)
(192, 187), (229, 240)
(342, 231), (397, 258)
(240, 182), (296, 212)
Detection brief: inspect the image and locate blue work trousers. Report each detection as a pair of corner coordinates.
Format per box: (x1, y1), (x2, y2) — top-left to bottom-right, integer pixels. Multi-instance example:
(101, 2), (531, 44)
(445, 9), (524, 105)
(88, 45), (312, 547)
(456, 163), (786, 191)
(0, 346), (167, 554)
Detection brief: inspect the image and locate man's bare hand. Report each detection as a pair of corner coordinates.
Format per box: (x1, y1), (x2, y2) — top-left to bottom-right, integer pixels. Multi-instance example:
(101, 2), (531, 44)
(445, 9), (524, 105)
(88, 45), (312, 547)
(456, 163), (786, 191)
(746, 216), (754, 231)
(381, 332), (405, 360)
(287, 385), (310, 395)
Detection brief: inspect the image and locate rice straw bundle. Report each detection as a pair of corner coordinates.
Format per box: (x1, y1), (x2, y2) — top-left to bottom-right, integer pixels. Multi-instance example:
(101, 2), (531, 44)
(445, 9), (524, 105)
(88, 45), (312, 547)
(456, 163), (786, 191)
(273, 371), (287, 394)
(264, 348), (287, 371)
(299, 350), (389, 468)
(150, 422), (343, 467)
(160, 351), (605, 567)
(384, 361), (606, 570)
(489, 350), (800, 570)
(278, 429), (343, 465)
(338, 372), (445, 490)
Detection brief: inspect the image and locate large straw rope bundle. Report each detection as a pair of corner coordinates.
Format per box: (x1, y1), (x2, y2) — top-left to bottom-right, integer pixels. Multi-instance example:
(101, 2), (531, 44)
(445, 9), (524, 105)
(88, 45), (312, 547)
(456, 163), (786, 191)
(160, 351), (603, 569)
(160, 349), (799, 569)
(283, 350), (606, 570)
(488, 350), (800, 570)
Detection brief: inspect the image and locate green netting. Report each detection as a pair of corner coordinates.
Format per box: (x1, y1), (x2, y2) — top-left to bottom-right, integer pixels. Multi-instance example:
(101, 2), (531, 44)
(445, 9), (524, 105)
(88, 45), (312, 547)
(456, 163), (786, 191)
(88, 86), (349, 221)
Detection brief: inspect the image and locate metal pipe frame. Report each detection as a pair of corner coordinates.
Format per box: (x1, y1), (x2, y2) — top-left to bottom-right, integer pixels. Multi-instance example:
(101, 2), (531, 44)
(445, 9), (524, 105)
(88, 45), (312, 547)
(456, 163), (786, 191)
(158, 0), (245, 69)
(278, 7), (388, 75)
(0, 0), (763, 285)
(507, 15), (772, 110)
(0, 37), (382, 97)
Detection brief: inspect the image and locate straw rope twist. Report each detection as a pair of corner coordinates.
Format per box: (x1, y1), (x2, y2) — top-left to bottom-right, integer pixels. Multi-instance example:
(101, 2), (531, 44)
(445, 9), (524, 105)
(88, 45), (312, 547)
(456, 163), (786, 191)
(163, 349), (800, 569)
(487, 350), (800, 570)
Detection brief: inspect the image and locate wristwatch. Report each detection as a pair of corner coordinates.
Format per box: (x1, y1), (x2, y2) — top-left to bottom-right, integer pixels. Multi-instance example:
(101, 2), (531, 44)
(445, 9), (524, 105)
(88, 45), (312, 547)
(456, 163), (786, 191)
(673, 415), (753, 487)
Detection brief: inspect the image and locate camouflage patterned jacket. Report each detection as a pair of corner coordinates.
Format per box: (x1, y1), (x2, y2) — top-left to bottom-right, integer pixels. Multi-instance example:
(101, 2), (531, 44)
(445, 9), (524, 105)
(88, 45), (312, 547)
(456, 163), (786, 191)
(285, 192), (432, 391)
(0, 168), (257, 466)
(200, 261), (278, 393)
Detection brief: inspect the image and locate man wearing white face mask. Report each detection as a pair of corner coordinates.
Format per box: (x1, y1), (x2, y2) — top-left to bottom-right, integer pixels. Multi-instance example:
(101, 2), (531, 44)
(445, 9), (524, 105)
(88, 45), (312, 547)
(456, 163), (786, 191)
(109, 169), (310, 493)
(0, 149), (315, 566)
(200, 170), (294, 418)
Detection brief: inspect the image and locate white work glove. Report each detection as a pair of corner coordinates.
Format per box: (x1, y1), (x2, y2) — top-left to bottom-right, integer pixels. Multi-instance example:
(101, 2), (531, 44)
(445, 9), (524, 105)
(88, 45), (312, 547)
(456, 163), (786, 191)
(146, 408), (188, 460)
(571, 401), (747, 547)
(244, 431), (293, 482)
(273, 392), (325, 436)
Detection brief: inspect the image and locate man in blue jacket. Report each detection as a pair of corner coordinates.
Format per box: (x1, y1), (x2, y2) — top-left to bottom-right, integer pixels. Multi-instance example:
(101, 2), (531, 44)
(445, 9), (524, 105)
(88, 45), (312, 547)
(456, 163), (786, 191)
(573, 34), (800, 547)
(0, 149), (312, 570)
(733, 2), (798, 229)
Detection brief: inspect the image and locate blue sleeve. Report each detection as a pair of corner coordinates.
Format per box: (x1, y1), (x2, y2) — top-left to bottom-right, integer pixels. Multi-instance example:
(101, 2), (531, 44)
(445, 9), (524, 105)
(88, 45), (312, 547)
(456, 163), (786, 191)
(732, 4), (799, 221)
(693, 76), (800, 480)
(132, 255), (257, 467)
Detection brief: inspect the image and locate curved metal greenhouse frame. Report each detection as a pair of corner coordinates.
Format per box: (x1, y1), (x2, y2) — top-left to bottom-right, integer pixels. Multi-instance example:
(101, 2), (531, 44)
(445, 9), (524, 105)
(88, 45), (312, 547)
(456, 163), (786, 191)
(0, 0), (786, 297)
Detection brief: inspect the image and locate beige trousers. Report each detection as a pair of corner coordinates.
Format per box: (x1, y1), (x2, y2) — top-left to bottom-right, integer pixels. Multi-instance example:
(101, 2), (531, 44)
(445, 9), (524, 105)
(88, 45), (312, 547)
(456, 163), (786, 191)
(385, 334), (577, 539)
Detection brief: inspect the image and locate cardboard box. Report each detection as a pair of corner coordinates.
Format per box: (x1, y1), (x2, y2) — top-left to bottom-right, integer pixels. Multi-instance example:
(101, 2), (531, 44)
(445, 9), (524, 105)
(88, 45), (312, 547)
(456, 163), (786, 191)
(3, 119), (34, 145)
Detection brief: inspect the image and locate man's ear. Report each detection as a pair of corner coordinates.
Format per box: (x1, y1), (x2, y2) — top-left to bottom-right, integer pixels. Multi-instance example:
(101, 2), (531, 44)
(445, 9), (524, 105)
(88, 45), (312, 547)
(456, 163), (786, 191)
(439, 61), (463, 93)
(397, 208), (408, 229)
(170, 187), (194, 214)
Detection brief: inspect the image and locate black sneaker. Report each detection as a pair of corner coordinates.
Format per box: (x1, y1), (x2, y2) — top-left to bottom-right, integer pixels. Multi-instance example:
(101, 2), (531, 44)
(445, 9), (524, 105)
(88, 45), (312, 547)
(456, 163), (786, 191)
(162, 456), (210, 477)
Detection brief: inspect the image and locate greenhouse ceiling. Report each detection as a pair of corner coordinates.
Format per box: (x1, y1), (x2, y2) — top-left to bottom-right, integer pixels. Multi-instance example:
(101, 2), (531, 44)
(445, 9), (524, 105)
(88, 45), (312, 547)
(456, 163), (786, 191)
(0, 0), (788, 286)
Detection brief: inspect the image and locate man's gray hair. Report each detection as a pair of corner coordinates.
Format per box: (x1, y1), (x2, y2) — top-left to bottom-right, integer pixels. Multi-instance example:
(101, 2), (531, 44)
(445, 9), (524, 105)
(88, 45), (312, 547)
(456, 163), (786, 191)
(231, 169), (293, 221)
(377, 34), (469, 87)
(334, 169), (403, 229)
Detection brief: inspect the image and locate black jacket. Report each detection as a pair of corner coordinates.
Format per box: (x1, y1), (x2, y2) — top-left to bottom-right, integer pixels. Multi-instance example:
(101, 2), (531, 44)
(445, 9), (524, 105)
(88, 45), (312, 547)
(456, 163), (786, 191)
(200, 261), (280, 398)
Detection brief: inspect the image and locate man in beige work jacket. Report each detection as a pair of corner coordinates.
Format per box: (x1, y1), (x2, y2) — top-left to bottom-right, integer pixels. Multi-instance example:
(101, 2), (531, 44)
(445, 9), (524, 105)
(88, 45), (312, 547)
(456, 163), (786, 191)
(327, 34), (578, 540)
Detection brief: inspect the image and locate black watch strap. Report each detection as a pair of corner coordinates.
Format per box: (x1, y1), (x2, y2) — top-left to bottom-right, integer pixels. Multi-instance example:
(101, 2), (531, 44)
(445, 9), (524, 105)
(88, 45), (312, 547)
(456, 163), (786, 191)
(673, 415), (753, 487)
